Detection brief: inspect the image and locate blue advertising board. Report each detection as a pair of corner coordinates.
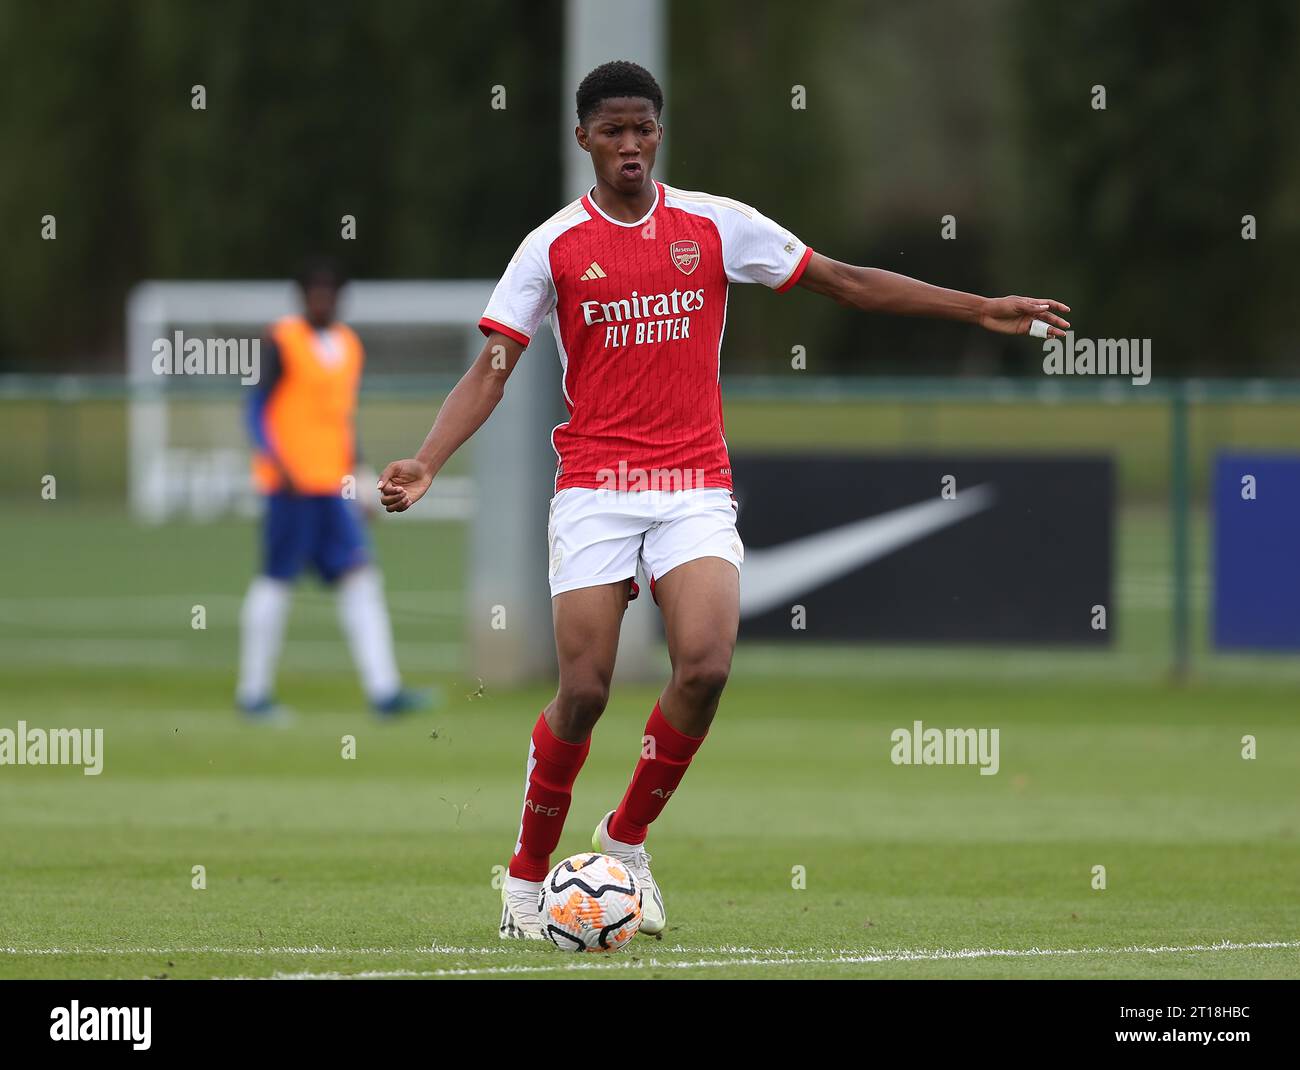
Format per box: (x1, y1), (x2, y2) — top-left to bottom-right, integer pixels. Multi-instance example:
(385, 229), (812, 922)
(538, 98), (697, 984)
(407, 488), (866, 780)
(1213, 453), (1300, 650)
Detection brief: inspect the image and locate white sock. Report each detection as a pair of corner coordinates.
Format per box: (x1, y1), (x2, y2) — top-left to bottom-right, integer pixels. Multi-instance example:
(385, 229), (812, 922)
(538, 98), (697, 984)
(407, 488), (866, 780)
(336, 566), (401, 703)
(236, 576), (292, 704)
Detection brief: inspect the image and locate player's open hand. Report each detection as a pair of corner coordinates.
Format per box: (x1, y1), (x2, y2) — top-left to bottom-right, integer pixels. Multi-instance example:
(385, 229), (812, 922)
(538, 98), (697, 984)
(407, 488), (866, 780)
(377, 459), (433, 513)
(980, 296), (1071, 339)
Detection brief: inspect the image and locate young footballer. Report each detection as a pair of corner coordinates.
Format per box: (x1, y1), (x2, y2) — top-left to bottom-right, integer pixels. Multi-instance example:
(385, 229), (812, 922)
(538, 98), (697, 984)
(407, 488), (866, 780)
(377, 62), (1070, 938)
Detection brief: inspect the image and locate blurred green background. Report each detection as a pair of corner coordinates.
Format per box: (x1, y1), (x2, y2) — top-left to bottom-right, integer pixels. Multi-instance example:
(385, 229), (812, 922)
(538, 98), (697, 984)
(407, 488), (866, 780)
(2, 0), (1298, 375)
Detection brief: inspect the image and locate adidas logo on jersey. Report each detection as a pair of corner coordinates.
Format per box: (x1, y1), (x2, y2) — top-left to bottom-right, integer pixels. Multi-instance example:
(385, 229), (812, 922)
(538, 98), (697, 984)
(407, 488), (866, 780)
(580, 262), (607, 281)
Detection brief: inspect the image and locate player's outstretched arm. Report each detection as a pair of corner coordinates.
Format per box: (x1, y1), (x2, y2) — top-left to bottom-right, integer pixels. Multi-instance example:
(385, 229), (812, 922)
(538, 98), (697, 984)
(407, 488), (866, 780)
(796, 252), (1071, 339)
(377, 332), (526, 512)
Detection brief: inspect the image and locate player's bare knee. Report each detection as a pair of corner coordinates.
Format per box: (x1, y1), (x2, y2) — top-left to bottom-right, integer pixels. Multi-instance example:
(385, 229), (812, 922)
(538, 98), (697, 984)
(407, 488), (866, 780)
(673, 656), (731, 707)
(554, 677), (610, 733)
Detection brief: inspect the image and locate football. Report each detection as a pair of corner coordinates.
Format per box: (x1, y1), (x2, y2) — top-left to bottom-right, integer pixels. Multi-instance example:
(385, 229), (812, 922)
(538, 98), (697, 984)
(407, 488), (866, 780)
(539, 853), (643, 952)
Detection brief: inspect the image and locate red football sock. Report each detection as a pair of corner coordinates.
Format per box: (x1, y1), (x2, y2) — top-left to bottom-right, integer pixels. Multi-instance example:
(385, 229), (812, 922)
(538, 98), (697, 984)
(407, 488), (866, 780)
(508, 712), (590, 882)
(607, 701), (706, 846)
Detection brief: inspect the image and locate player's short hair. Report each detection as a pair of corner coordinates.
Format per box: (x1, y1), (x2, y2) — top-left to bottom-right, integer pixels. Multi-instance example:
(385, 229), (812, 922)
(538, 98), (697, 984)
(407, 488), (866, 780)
(295, 256), (348, 293)
(576, 60), (664, 126)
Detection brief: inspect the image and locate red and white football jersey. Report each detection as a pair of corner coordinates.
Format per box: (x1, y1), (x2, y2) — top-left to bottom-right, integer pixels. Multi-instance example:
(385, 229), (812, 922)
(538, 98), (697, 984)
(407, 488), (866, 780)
(479, 181), (812, 492)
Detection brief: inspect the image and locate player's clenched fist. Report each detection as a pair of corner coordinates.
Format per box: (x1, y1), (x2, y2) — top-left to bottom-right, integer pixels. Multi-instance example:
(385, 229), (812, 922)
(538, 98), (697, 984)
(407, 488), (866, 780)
(377, 459), (433, 512)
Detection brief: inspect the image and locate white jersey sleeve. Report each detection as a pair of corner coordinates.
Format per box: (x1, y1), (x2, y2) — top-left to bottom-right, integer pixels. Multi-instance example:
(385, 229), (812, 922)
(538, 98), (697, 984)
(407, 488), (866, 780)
(662, 186), (813, 292)
(719, 205), (811, 290)
(478, 198), (589, 348)
(478, 234), (556, 347)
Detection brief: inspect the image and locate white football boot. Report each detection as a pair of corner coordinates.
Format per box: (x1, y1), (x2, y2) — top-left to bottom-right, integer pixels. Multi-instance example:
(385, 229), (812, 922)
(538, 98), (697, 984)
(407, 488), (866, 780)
(593, 811), (666, 935)
(499, 875), (544, 941)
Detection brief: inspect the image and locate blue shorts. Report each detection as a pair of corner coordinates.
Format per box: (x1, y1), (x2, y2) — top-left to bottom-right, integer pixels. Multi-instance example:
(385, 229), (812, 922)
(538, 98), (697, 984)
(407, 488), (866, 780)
(262, 493), (370, 583)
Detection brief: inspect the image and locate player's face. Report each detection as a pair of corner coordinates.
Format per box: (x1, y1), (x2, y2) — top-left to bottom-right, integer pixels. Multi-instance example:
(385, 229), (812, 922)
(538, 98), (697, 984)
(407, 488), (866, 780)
(578, 98), (661, 195)
(302, 281), (339, 327)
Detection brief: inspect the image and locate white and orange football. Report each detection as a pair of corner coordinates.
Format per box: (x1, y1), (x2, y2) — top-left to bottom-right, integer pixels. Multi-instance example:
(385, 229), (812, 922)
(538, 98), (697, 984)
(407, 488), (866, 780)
(539, 852), (643, 952)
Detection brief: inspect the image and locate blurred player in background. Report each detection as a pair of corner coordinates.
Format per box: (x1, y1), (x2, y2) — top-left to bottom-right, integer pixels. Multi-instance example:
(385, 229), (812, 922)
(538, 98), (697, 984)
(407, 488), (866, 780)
(378, 62), (1070, 939)
(237, 258), (432, 721)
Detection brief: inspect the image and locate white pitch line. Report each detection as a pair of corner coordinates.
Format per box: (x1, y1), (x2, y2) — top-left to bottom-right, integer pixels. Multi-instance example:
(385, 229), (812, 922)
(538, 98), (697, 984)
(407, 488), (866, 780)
(255, 940), (1300, 980)
(4, 939), (1295, 977)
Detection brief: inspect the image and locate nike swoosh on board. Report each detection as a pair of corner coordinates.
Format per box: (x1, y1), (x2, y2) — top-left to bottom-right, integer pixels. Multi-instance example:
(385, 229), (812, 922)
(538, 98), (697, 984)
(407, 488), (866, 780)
(738, 484), (997, 618)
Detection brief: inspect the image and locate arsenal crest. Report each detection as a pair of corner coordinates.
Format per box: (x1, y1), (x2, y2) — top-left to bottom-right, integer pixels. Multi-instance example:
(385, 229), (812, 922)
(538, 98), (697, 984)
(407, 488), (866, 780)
(670, 239), (700, 275)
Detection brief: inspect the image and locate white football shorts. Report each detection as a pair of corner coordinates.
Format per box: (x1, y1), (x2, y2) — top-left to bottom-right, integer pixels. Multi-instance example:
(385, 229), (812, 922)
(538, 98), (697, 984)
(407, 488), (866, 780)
(546, 487), (744, 601)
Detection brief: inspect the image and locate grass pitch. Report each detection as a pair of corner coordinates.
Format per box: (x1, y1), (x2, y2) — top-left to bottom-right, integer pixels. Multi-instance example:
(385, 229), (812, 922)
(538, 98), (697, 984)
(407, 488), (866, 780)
(1, 509), (1298, 979)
